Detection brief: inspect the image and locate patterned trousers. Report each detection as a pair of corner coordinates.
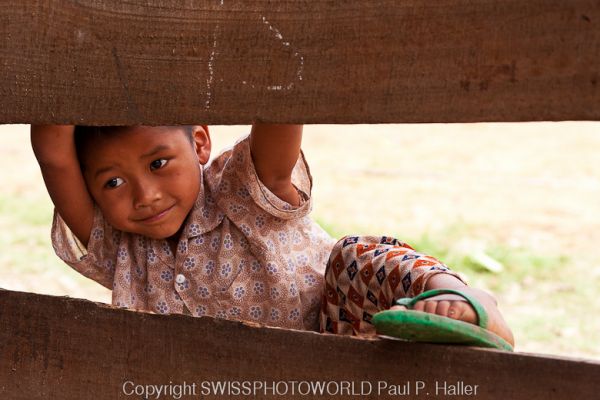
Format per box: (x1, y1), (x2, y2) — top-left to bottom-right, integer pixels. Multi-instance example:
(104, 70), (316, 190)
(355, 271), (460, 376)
(319, 235), (461, 336)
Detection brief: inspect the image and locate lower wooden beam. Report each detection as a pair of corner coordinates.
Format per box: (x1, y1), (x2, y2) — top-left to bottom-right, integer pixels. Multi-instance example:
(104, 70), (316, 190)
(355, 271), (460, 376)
(0, 288), (599, 399)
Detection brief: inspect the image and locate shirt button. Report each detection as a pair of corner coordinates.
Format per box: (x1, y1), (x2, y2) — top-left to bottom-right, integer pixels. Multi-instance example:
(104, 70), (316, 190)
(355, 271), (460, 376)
(175, 274), (186, 284)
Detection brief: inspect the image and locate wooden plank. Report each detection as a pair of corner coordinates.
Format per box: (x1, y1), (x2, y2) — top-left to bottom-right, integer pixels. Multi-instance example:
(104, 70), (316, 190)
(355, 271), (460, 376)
(0, 0), (598, 125)
(1, 289), (599, 399)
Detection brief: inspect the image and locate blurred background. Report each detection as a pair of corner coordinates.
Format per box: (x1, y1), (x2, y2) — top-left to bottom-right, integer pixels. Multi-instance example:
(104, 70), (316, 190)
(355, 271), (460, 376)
(1, 122), (599, 360)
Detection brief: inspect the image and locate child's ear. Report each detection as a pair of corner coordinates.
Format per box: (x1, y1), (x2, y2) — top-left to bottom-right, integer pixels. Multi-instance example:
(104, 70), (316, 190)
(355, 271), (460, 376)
(192, 125), (211, 165)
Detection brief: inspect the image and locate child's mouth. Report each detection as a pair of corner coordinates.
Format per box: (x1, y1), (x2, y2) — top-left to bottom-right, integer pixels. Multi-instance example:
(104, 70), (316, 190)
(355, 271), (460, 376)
(137, 205), (174, 224)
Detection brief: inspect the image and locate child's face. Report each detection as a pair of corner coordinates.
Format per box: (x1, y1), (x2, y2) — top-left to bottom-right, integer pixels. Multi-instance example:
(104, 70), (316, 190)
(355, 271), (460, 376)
(81, 126), (210, 240)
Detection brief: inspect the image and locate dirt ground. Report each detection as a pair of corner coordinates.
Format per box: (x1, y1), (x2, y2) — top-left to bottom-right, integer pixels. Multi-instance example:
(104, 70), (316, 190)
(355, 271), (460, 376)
(1, 122), (599, 360)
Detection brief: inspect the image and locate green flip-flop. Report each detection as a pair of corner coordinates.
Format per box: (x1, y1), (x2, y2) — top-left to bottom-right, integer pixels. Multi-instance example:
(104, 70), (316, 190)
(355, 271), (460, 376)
(372, 289), (513, 351)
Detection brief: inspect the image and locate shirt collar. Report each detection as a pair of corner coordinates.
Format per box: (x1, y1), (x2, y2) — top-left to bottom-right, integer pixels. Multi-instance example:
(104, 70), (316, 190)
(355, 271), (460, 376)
(181, 171), (224, 239)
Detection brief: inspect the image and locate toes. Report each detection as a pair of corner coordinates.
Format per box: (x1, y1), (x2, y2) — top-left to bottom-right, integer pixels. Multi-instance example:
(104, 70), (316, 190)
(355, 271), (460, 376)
(449, 301), (477, 323)
(435, 300), (450, 317)
(391, 299), (476, 324)
(424, 300), (438, 314)
(447, 304), (461, 320)
(413, 300), (426, 312)
(413, 300), (451, 317)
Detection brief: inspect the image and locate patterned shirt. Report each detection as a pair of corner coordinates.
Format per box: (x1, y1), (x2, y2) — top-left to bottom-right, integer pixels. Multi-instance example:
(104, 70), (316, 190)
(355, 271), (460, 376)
(52, 135), (335, 331)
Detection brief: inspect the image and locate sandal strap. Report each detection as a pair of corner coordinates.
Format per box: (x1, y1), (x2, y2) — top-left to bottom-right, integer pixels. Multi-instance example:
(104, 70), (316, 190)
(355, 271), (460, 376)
(394, 289), (489, 329)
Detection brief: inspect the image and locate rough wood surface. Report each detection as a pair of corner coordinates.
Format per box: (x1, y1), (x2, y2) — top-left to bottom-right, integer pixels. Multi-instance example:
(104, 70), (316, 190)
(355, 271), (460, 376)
(0, 289), (599, 399)
(0, 0), (598, 124)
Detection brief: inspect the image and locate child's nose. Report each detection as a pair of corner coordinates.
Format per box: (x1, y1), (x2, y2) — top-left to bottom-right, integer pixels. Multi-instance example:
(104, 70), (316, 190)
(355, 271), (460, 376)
(132, 178), (162, 208)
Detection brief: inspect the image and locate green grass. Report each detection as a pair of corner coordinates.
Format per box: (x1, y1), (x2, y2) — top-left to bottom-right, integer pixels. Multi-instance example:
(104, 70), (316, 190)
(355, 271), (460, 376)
(317, 218), (569, 289)
(0, 193), (108, 296)
(0, 194), (53, 226)
(409, 231), (568, 290)
(0, 194), (52, 271)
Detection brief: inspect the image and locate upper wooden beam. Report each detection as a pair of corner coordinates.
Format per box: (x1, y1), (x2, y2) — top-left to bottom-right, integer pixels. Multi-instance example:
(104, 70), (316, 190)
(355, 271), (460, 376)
(0, 0), (598, 125)
(1, 288), (600, 399)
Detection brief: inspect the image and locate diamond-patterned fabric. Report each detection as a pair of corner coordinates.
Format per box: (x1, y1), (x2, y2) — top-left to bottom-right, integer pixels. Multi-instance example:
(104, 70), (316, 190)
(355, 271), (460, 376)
(320, 235), (464, 336)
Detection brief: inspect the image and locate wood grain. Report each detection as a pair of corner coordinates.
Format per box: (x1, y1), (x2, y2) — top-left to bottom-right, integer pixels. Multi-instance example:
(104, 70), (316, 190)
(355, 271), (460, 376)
(1, 288), (599, 399)
(0, 0), (598, 124)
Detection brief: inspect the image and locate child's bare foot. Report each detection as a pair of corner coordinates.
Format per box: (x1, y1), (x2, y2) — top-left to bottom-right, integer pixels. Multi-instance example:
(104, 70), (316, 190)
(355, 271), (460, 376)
(390, 274), (515, 347)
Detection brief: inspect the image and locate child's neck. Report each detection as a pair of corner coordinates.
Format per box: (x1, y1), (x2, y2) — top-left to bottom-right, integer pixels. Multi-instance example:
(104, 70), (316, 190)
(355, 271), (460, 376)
(167, 238), (178, 255)
(167, 226), (184, 255)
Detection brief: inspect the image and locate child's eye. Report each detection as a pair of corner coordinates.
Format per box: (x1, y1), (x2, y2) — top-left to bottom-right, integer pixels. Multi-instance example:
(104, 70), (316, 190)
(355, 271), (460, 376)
(105, 177), (124, 189)
(150, 159), (168, 171)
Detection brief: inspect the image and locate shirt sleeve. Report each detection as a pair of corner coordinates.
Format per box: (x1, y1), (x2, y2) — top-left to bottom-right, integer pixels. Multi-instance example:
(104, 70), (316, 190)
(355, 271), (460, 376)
(207, 134), (313, 220)
(51, 206), (118, 289)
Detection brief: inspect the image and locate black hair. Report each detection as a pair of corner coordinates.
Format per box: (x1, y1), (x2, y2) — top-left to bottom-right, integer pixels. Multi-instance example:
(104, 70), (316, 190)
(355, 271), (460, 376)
(74, 125), (195, 169)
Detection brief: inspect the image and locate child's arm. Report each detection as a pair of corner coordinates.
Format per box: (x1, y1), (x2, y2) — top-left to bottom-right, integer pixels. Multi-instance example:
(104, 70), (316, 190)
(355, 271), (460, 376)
(31, 125), (95, 246)
(249, 123), (303, 206)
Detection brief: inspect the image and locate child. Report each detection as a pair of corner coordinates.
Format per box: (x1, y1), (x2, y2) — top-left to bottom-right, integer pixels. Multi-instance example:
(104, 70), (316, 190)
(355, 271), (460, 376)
(31, 124), (514, 346)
